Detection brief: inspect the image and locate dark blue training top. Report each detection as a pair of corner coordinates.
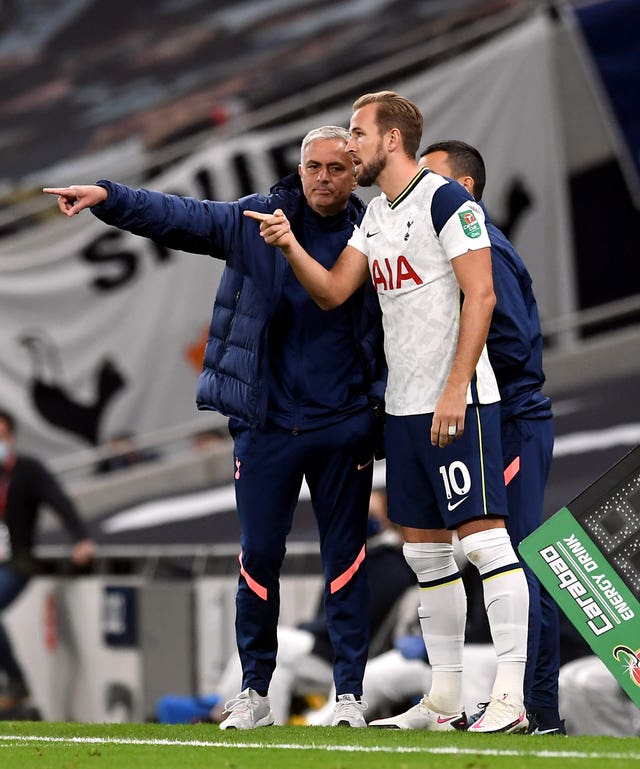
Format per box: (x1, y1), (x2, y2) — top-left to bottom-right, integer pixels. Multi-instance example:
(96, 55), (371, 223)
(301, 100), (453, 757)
(267, 203), (370, 431)
(485, 216), (552, 422)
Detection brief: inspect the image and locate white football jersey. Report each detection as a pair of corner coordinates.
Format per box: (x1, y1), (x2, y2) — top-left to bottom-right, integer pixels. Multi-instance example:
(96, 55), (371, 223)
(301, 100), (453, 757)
(349, 169), (499, 416)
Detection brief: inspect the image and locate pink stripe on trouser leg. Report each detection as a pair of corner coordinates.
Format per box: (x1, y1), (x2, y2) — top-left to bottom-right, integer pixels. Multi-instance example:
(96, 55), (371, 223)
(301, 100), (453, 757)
(238, 552), (268, 600)
(504, 456), (520, 486)
(330, 545), (366, 594)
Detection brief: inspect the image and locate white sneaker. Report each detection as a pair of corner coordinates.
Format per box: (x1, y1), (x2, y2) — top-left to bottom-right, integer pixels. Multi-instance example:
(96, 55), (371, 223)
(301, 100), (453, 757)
(369, 697), (467, 731)
(219, 688), (275, 730)
(331, 694), (368, 727)
(466, 694), (528, 734)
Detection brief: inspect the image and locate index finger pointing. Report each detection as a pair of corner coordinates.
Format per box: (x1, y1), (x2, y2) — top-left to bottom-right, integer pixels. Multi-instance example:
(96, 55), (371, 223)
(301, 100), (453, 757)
(243, 210), (274, 222)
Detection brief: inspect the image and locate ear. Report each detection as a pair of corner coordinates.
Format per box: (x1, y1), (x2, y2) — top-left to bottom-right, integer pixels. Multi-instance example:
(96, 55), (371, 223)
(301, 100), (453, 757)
(298, 164), (303, 180)
(460, 175), (475, 196)
(386, 128), (401, 152)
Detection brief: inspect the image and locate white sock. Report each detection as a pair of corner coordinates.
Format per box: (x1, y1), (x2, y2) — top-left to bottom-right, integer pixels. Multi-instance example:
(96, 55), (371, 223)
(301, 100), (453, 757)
(403, 542), (466, 713)
(461, 528), (529, 703)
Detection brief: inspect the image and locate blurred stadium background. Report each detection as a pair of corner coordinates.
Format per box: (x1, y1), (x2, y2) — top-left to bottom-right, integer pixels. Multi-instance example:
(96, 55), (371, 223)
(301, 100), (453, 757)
(0, 0), (639, 723)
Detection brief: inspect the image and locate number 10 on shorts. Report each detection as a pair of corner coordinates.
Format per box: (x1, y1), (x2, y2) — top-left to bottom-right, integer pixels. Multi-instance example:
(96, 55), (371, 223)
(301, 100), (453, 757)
(439, 461), (472, 500)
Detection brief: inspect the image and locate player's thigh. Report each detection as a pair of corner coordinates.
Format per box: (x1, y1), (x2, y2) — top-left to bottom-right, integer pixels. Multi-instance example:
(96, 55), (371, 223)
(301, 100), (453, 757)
(385, 413), (442, 529)
(427, 403), (508, 528)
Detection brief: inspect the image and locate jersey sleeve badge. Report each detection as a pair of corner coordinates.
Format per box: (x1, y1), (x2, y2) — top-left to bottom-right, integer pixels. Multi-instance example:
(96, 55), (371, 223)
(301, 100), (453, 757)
(458, 210), (481, 239)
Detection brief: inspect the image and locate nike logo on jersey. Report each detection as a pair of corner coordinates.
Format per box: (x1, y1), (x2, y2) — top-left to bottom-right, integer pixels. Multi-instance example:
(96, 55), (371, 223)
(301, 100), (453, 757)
(447, 496), (469, 512)
(357, 458), (373, 471)
(366, 230), (380, 238)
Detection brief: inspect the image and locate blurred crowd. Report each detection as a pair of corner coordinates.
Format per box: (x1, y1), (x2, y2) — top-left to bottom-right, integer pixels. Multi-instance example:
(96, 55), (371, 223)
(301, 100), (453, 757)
(0, 0), (530, 187)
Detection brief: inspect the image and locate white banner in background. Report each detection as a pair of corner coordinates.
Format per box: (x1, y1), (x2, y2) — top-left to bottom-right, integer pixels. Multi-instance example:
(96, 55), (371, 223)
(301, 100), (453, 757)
(0, 14), (573, 461)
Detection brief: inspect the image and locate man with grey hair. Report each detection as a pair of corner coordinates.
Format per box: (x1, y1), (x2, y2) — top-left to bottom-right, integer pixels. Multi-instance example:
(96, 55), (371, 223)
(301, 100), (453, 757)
(44, 126), (386, 729)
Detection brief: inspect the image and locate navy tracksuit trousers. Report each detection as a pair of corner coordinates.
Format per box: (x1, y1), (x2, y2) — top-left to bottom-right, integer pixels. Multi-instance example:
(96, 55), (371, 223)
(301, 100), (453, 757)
(502, 415), (560, 716)
(231, 407), (375, 698)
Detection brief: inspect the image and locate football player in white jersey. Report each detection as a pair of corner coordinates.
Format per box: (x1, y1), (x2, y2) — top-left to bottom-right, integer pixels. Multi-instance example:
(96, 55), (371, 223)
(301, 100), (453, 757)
(245, 91), (530, 734)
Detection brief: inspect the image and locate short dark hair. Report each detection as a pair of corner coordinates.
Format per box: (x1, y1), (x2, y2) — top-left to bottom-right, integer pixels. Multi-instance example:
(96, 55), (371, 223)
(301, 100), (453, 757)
(353, 91), (423, 160)
(0, 409), (16, 434)
(421, 140), (486, 201)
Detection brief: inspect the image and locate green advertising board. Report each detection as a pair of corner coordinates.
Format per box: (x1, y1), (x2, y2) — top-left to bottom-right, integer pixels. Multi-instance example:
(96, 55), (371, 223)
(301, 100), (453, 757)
(519, 445), (640, 709)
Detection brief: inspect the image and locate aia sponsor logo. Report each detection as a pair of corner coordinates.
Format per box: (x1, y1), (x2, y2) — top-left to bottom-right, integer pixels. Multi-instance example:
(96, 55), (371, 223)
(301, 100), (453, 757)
(371, 255), (423, 291)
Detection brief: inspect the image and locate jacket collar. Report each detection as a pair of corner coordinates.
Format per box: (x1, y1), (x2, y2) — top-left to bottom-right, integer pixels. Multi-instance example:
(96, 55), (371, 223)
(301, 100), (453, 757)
(271, 173), (366, 224)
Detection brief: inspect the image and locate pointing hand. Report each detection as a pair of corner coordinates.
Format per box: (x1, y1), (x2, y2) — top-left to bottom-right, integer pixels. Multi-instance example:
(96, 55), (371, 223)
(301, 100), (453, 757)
(43, 185), (108, 216)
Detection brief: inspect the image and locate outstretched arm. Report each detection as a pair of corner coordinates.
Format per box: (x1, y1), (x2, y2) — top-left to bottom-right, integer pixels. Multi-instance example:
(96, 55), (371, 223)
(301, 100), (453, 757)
(244, 209), (369, 309)
(43, 185), (108, 216)
(44, 181), (243, 257)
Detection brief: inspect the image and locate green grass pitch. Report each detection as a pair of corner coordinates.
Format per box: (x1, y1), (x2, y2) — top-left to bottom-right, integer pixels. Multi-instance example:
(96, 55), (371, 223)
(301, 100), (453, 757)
(1, 721), (639, 769)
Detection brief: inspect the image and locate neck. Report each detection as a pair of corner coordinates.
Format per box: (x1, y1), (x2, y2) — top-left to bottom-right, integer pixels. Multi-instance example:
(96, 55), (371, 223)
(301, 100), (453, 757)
(377, 158), (420, 201)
